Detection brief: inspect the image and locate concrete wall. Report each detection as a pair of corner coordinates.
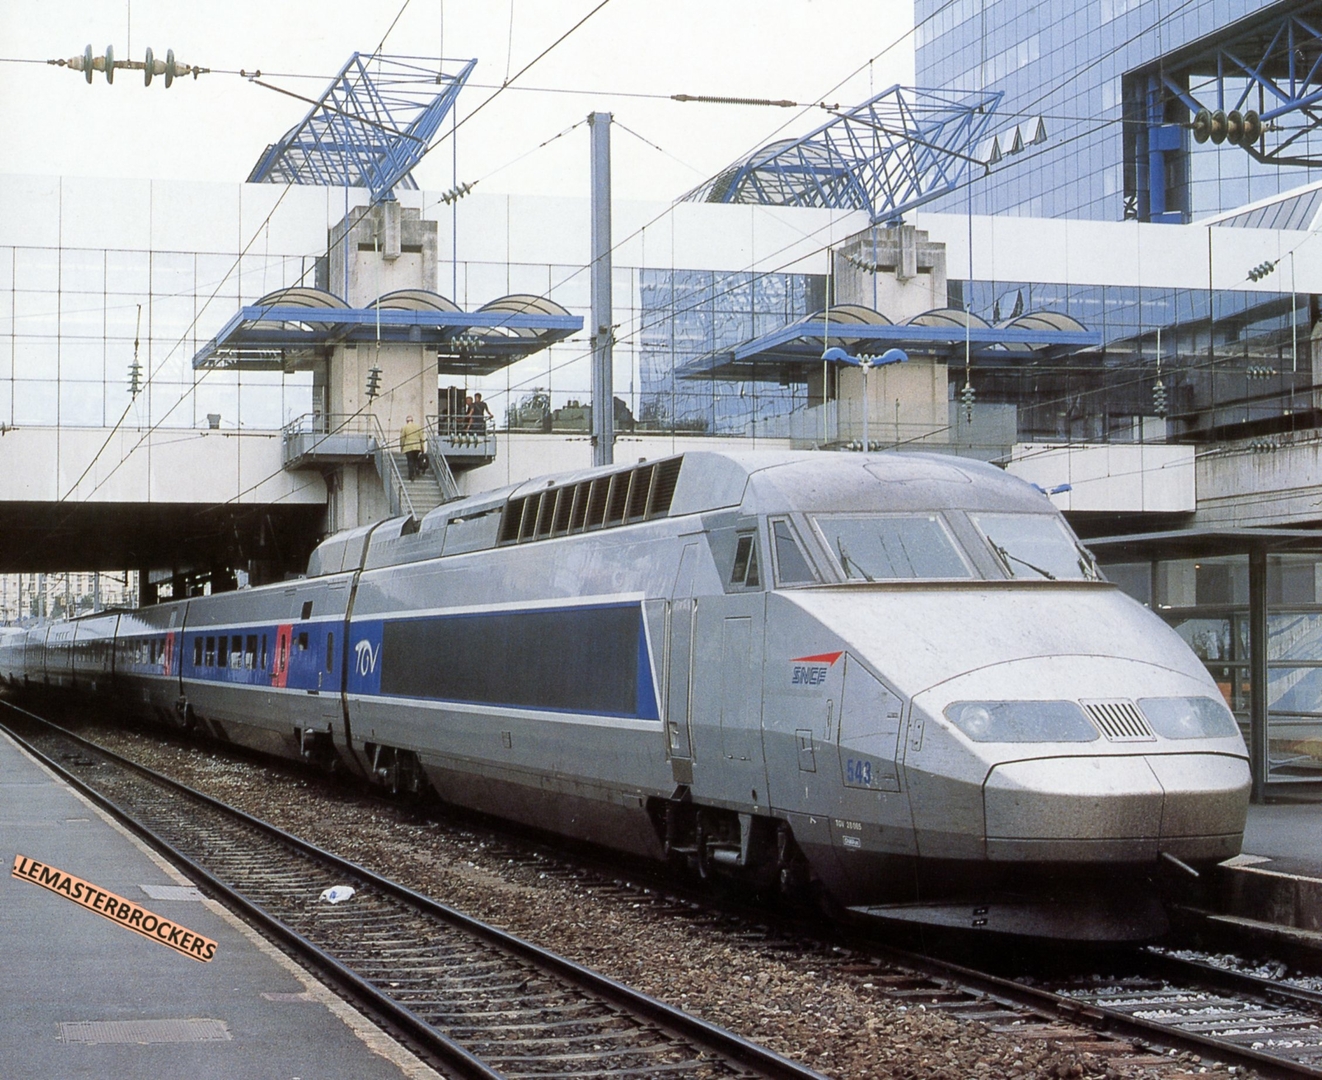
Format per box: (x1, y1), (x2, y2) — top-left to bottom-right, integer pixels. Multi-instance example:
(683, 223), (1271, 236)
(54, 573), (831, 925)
(915, 210), (1322, 293)
(1196, 432), (1322, 528)
(0, 426), (325, 505)
(1004, 442), (1196, 513)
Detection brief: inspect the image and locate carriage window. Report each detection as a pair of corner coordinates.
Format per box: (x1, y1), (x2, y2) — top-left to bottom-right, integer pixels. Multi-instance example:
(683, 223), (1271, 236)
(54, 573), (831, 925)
(261, 634), (268, 671)
(232, 636), (242, 665)
(301, 601), (314, 620)
(814, 514), (971, 580)
(297, 632), (309, 652)
(730, 534), (761, 588)
(245, 635), (257, 669)
(217, 637), (228, 668)
(204, 636), (216, 666)
(194, 638), (203, 667)
(771, 519), (817, 585)
(326, 632), (335, 672)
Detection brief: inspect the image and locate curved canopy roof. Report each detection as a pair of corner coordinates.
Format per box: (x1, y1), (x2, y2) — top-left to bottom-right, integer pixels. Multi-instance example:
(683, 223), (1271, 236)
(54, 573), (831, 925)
(470, 294), (575, 343)
(908, 308), (993, 331)
(369, 289), (463, 313)
(673, 302), (1100, 382)
(192, 288), (581, 373)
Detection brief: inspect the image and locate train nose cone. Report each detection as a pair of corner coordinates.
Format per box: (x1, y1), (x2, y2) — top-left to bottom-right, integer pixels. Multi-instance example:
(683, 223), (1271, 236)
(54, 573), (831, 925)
(984, 753), (1249, 864)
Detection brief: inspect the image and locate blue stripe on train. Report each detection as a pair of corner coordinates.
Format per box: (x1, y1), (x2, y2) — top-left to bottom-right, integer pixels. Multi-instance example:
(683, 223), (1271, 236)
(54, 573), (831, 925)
(349, 602), (660, 721)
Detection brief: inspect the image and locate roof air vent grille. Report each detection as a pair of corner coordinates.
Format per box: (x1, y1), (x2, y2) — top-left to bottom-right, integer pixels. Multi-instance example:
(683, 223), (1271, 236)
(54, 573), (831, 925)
(498, 456), (683, 546)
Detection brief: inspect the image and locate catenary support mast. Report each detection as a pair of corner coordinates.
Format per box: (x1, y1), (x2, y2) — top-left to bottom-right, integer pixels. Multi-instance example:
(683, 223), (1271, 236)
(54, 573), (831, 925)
(590, 111), (614, 466)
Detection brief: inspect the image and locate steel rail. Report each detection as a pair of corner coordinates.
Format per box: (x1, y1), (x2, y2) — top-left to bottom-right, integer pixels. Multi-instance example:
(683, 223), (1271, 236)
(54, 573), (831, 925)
(1140, 948), (1322, 1012)
(865, 945), (1322, 1080)
(0, 704), (830, 1080)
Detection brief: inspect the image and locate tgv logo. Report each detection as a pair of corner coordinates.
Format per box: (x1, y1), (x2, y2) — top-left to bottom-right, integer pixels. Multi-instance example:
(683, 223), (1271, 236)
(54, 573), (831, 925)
(354, 640), (380, 677)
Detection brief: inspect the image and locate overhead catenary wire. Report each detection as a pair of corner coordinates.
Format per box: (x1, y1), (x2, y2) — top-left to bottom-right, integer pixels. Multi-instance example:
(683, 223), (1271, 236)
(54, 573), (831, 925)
(494, 96), (1299, 414)
(20, 0), (1309, 560)
(47, 0), (618, 519)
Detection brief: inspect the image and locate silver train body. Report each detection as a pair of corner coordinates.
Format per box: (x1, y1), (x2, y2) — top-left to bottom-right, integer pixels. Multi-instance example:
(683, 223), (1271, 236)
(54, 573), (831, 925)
(0, 451), (1250, 937)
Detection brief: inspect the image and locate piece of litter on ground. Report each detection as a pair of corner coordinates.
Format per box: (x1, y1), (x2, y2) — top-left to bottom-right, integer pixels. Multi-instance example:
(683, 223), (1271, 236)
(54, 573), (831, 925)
(319, 885), (355, 904)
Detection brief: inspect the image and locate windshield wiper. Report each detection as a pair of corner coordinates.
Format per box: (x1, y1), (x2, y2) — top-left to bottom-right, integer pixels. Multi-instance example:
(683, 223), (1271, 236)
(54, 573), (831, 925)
(837, 539), (875, 582)
(1075, 542), (1101, 581)
(989, 540), (1056, 580)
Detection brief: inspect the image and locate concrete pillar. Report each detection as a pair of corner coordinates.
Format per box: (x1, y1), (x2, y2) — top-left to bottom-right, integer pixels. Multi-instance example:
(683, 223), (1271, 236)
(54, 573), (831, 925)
(832, 226), (951, 447)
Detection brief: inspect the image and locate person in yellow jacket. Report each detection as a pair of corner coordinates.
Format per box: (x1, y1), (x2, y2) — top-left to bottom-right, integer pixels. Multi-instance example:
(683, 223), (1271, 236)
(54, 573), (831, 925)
(399, 415), (425, 479)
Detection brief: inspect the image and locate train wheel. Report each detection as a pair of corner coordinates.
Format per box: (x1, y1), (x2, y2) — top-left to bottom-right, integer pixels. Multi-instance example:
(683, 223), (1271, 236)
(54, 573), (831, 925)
(775, 822), (811, 900)
(693, 809), (713, 880)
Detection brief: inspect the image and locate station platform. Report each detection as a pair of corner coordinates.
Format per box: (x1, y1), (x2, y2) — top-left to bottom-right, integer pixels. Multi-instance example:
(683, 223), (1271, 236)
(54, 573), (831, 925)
(0, 728), (440, 1080)
(1210, 793), (1322, 941)
(1215, 798), (1322, 941)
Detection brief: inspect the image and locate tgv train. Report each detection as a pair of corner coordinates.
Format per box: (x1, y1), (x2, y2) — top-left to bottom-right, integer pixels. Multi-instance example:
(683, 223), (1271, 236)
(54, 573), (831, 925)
(0, 451), (1250, 938)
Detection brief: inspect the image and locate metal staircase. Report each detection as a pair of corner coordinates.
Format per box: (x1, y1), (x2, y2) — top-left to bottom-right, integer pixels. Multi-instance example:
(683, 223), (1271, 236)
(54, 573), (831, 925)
(281, 411), (464, 524)
(385, 452), (448, 518)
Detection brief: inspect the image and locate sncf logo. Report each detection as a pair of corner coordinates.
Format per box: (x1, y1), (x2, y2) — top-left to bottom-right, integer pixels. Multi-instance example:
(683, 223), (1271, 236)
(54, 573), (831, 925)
(789, 651), (843, 687)
(354, 639), (380, 677)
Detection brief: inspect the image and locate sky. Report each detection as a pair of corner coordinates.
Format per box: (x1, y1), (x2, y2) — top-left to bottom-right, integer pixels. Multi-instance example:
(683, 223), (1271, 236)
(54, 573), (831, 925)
(0, 0), (916, 203)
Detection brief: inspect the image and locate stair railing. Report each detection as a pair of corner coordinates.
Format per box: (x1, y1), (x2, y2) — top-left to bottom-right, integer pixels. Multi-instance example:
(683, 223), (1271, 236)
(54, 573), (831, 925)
(423, 415), (463, 502)
(367, 414), (418, 520)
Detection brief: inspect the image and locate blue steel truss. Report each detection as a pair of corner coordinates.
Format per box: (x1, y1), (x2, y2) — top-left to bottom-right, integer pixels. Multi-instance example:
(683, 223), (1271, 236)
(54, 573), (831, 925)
(247, 54), (476, 202)
(683, 85), (1002, 224)
(1143, 5), (1322, 169)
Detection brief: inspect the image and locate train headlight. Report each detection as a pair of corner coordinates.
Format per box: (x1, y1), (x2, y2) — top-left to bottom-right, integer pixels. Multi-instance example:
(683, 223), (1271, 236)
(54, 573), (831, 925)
(944, 700), (1099, 743)
(1138, 696), (1240, 740)
(958, 703), (993, 737)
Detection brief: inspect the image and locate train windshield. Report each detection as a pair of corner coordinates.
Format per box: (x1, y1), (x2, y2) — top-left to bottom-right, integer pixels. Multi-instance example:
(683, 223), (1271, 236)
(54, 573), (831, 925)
(814, 514), (971, 580)
(970, 512), (1099, 581)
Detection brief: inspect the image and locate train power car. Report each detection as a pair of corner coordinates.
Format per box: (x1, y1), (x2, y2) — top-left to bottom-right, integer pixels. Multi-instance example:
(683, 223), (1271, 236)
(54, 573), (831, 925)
(1, 451), (1250, 938)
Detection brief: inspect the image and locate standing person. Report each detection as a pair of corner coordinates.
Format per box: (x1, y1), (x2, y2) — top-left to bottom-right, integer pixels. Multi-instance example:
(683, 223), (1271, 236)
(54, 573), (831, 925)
(462, 395), (474, 432)
(399, 415), (424, 479)
(469, 392), (493, 435)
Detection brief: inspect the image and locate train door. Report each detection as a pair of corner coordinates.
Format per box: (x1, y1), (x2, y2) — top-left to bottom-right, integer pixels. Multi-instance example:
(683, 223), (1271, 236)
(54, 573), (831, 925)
(667, 603), (696, 759)
(758, 620), (845, 816)
(665, 543), (699, 781)
(720, 618), (757, 761)
(689, 527), (770, 807)
(836, 655), (915, 853)
(836, 656), (902, 791)
(272, 624), (292, 688)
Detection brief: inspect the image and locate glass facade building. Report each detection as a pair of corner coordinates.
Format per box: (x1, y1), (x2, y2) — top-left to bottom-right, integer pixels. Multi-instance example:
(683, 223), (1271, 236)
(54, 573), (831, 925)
(637, 269), (824, 436)
(915, 0), (1322, 222)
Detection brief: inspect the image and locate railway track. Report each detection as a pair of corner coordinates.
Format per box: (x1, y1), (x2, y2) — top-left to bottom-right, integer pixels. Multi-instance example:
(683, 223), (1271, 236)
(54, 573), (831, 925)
(12, 703), (1322, 1079)
(1, 704), (828, 1080)
(1031, 947), (1322, 1076)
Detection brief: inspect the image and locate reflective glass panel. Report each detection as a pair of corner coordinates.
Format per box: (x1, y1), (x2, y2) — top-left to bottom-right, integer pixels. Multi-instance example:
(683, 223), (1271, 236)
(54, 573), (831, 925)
(772, 519), (816, 585)
(814, 514), (970, 580)
(969, 512), (1094, 580)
